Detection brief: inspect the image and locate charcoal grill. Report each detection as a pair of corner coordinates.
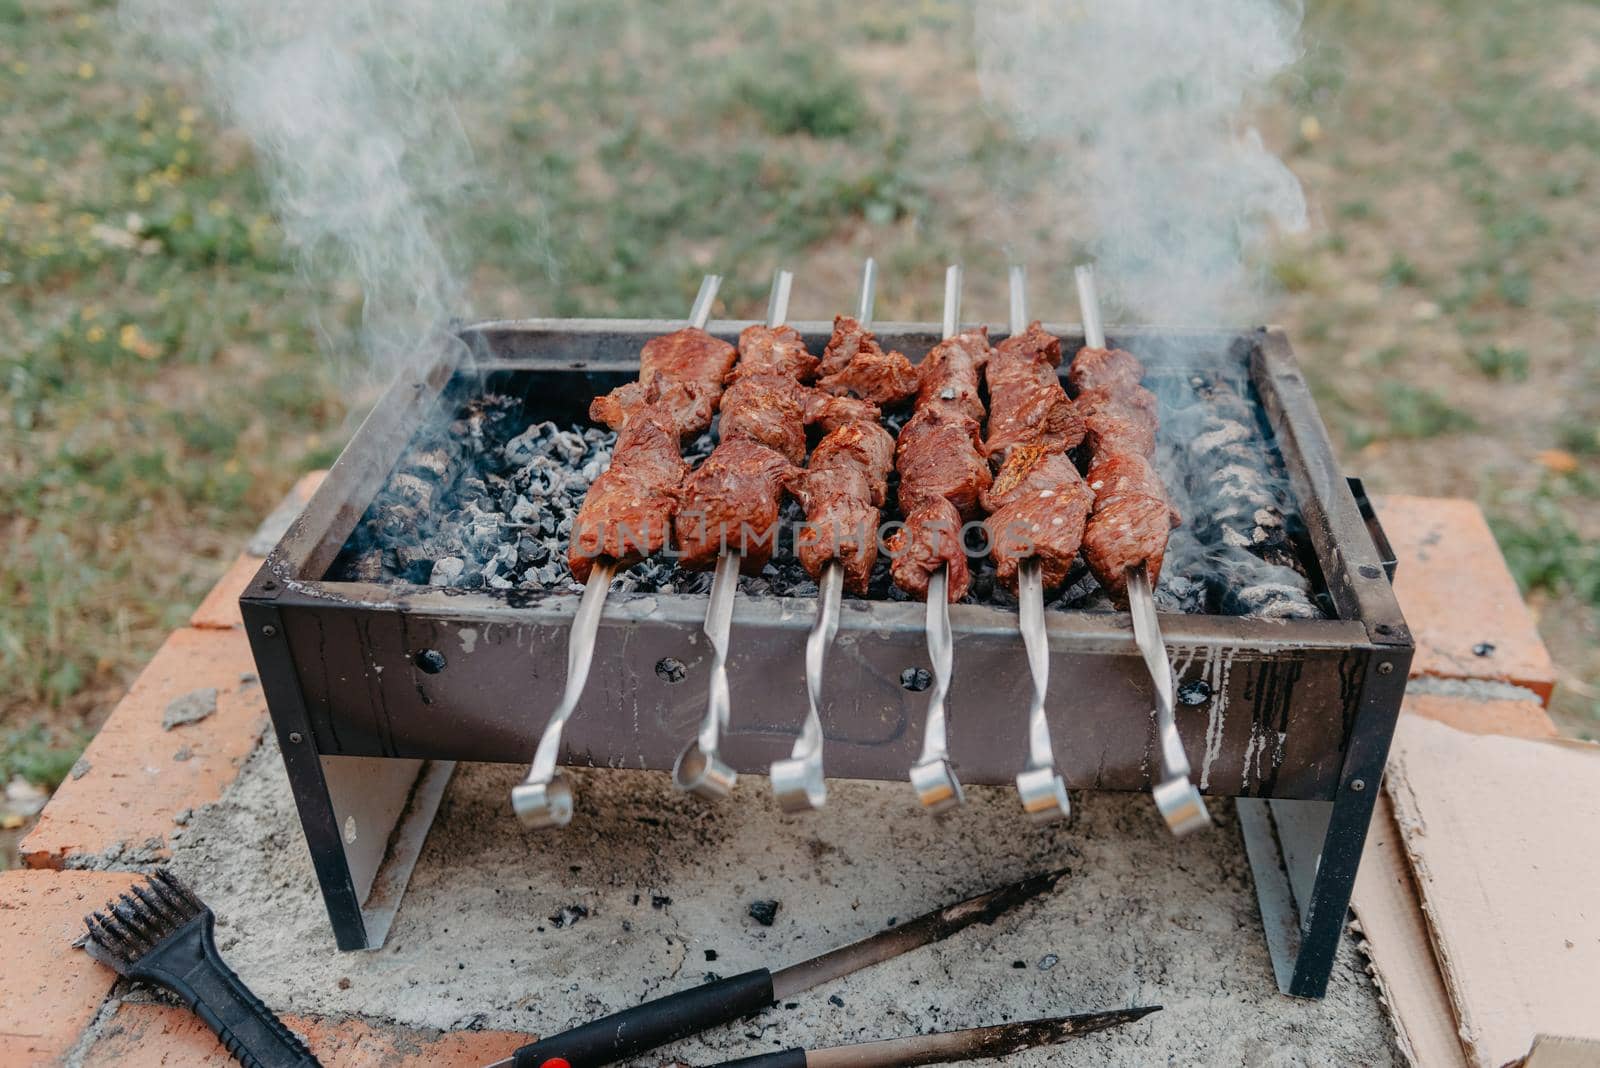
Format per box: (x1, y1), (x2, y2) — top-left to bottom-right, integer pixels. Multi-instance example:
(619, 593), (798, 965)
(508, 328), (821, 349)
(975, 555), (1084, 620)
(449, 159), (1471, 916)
(241, 311), (1411, 1000)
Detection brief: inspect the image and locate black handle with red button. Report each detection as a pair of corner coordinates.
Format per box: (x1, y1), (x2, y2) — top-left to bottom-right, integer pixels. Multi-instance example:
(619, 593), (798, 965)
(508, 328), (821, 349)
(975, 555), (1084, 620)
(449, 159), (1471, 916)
(510, 968), (776, 1068)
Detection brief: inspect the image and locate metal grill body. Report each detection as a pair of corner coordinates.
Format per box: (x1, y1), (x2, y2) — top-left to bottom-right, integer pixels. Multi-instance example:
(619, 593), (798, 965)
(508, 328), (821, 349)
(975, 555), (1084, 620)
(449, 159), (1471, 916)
(242, 318), (1412, 999)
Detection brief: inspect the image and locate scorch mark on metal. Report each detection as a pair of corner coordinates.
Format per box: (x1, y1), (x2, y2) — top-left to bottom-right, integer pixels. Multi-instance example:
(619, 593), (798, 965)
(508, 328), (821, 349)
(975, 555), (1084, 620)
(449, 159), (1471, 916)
(1199, 647), (1234, 791)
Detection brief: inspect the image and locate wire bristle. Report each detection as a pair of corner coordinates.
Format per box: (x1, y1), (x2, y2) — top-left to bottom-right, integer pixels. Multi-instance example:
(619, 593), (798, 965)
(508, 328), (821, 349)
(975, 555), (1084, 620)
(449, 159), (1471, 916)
(80, 869), (208, 971)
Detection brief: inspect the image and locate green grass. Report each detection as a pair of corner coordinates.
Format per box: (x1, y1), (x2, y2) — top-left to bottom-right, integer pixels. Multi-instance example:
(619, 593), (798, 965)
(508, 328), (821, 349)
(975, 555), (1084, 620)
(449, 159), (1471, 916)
(1380, 385), (1478, 439)
(1466, 343), (1530, 380)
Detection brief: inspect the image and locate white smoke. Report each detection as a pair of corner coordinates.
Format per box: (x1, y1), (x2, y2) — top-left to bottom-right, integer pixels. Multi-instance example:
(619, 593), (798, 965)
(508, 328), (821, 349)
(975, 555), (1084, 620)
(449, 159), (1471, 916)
(974, 0), (1308, 324)
(121, 0), (543, 367)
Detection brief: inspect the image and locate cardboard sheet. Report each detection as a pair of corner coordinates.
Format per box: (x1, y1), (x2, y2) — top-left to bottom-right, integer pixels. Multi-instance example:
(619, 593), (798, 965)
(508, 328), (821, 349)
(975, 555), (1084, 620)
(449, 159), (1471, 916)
(1386, 717), (1600, 1068)
(1350, 790), (1469, 1068)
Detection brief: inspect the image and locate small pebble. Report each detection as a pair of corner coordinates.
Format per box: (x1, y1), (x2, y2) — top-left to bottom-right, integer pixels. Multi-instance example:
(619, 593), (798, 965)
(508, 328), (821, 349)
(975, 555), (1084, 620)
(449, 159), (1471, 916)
(1039, 954), (1059, 970)
(748, 900), (780, 926)
(828, 994), (845, 1008)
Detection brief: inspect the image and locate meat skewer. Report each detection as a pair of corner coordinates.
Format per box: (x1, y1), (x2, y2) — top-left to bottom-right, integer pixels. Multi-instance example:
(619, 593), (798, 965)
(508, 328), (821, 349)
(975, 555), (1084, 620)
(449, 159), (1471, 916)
(891, 264), (989, 814)
(985, 265), (1081, 824)
(672, 270), (802, 800)
(512, 275), (727, 828)
(1072, 265), (1209, 836)
(771, 259), (893, 812)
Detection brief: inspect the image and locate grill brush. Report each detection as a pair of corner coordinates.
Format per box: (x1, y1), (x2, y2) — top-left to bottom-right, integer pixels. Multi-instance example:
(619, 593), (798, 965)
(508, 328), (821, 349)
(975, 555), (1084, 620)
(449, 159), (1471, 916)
(80, 868), (321, 1068)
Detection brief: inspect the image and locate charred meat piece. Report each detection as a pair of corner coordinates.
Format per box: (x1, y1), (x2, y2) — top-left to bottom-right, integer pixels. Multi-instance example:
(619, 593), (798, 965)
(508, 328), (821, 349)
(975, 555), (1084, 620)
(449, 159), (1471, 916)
(983, 321), (1083, 461)
(671, 439), (800, 574)
(1072, 343), (1179, 606)
(590, 327), (736, 437)
(806, 419), (895, 505)
(718, 374), (809, 464)
(915, 327), (991, 424)
(895, 406), (991, 521)
(816, 315), (921, 407)
(888, 496), (972, 602)
(733, 324), (819, 382)
(568, 405), (688, 583)
(793, 469), (882, 595)
(803, 390), (883, 434)
(590, 378), (717, 441)
(1081, 491), (1177, 602)
(983, 448), (1094, 595)
(1077, 385), (1158, 459)
(792, 418), (895, 594)
(1068, 345), (1144, 396)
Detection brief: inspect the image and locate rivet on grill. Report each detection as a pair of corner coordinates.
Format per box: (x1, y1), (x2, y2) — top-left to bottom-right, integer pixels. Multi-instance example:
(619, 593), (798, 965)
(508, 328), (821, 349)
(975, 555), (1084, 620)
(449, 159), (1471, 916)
(288, 732), (303, 744)
(1350, 778), (1366, 791)
(261, 624), (277, 638)
(900, 667), (933, 692)
(1358, 564), (1381, 580)
(654, 657), (687, 684)
(415, 649), (447, 674)
(1376, 661), (1394, 676)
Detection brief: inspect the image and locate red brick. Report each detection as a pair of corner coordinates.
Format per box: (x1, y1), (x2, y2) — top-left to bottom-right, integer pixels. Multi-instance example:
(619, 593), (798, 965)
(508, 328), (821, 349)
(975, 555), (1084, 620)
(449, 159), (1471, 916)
(19, 628), (266, 869)
(1404, 694), (1558, 740)
(188, 554), (265, 631)
(189, 471), (326, 630)
(1376, 495), (1556, 703)
(76, 1001), (530, 1066)
(0, 870), (139, 1066)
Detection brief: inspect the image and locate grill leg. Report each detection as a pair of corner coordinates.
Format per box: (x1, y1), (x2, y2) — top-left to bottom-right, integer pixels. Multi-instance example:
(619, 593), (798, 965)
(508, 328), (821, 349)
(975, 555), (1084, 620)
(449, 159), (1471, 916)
(245, 600), (453, 950)
(1240, 643), (1409, 999)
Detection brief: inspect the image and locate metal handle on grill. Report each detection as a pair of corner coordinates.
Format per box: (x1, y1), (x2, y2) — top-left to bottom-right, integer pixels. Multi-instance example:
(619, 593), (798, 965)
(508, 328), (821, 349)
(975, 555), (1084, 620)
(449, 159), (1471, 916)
(1015, 558), (1071, 823)
(1007, 264), (1069, 824)
(772, 257), (878, 813)
(516, 276), (723, 828)
(675, 268), (793, 801)
(512, 559), (616, 827)
(909, 264), (966, 814)
(1075, 264), (1207, 836)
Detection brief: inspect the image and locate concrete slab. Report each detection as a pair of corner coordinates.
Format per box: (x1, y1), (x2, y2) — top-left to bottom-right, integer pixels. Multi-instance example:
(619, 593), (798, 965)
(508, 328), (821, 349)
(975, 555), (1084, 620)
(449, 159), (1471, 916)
(123, 736), (1401, 1067)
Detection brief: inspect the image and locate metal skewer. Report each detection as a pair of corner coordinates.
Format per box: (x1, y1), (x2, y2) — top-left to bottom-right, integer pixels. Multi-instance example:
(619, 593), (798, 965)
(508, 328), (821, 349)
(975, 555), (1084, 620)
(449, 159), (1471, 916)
(1007, 265), (1071, 824)
(770, 259), (877, 813)
(908, 263), (966, 814)
(513, 275), (723, 828)
(1074, 264), (1209, 836)
(674, 269), (794, 800)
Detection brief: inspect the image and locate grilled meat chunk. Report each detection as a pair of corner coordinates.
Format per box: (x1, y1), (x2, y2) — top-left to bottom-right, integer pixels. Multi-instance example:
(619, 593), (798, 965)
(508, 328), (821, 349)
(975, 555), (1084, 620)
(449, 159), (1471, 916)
(568, 404), (688, 583)
(590, 327), (736, 438)
(1072, 344), (1179, 606)
(983, 321), (1084, 461)
(894, 406), (991, 521)
(1081, 491), (1176, 602)
(1077, 385), (1158, 459)
(915, 327), (991, 423)
(671, 439), (800, 574)
(718, 374), (809, 464)
(590, 379), (716, 441)
(792, 418), (895, 594)
(733, 324), (819, 382)
(816, 315), (921, 406)
(803, 390), (882, 434)
(888, 497), (971, 602)
(1068, 345), (1144, 395)
(983, 447), (1093, 595)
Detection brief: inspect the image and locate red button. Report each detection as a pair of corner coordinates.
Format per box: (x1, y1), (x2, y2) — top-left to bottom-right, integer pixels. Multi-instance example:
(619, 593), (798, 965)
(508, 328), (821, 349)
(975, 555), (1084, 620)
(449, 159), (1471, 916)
(539, 1060), (572, 1068)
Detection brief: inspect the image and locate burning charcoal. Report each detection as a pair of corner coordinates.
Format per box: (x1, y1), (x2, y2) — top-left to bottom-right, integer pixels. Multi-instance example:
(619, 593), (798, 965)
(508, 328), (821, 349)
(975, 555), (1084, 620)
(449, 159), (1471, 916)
(404, 447), (453, 481)
(509, 495), (538, 524)
(430, 557), (466, 586)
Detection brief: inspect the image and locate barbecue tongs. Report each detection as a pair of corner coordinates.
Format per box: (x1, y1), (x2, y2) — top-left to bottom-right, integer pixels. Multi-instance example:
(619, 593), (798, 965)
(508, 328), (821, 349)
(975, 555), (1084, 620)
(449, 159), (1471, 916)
(486, 869), (1158, 1068)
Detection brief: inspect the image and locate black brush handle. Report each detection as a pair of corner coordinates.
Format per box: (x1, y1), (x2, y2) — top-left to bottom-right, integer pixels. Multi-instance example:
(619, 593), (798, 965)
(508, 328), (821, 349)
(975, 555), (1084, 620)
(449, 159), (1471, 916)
(130, 914), (319, 1068)
(512, 968), (775, 1068)
(704, 1050), (807, 1068)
